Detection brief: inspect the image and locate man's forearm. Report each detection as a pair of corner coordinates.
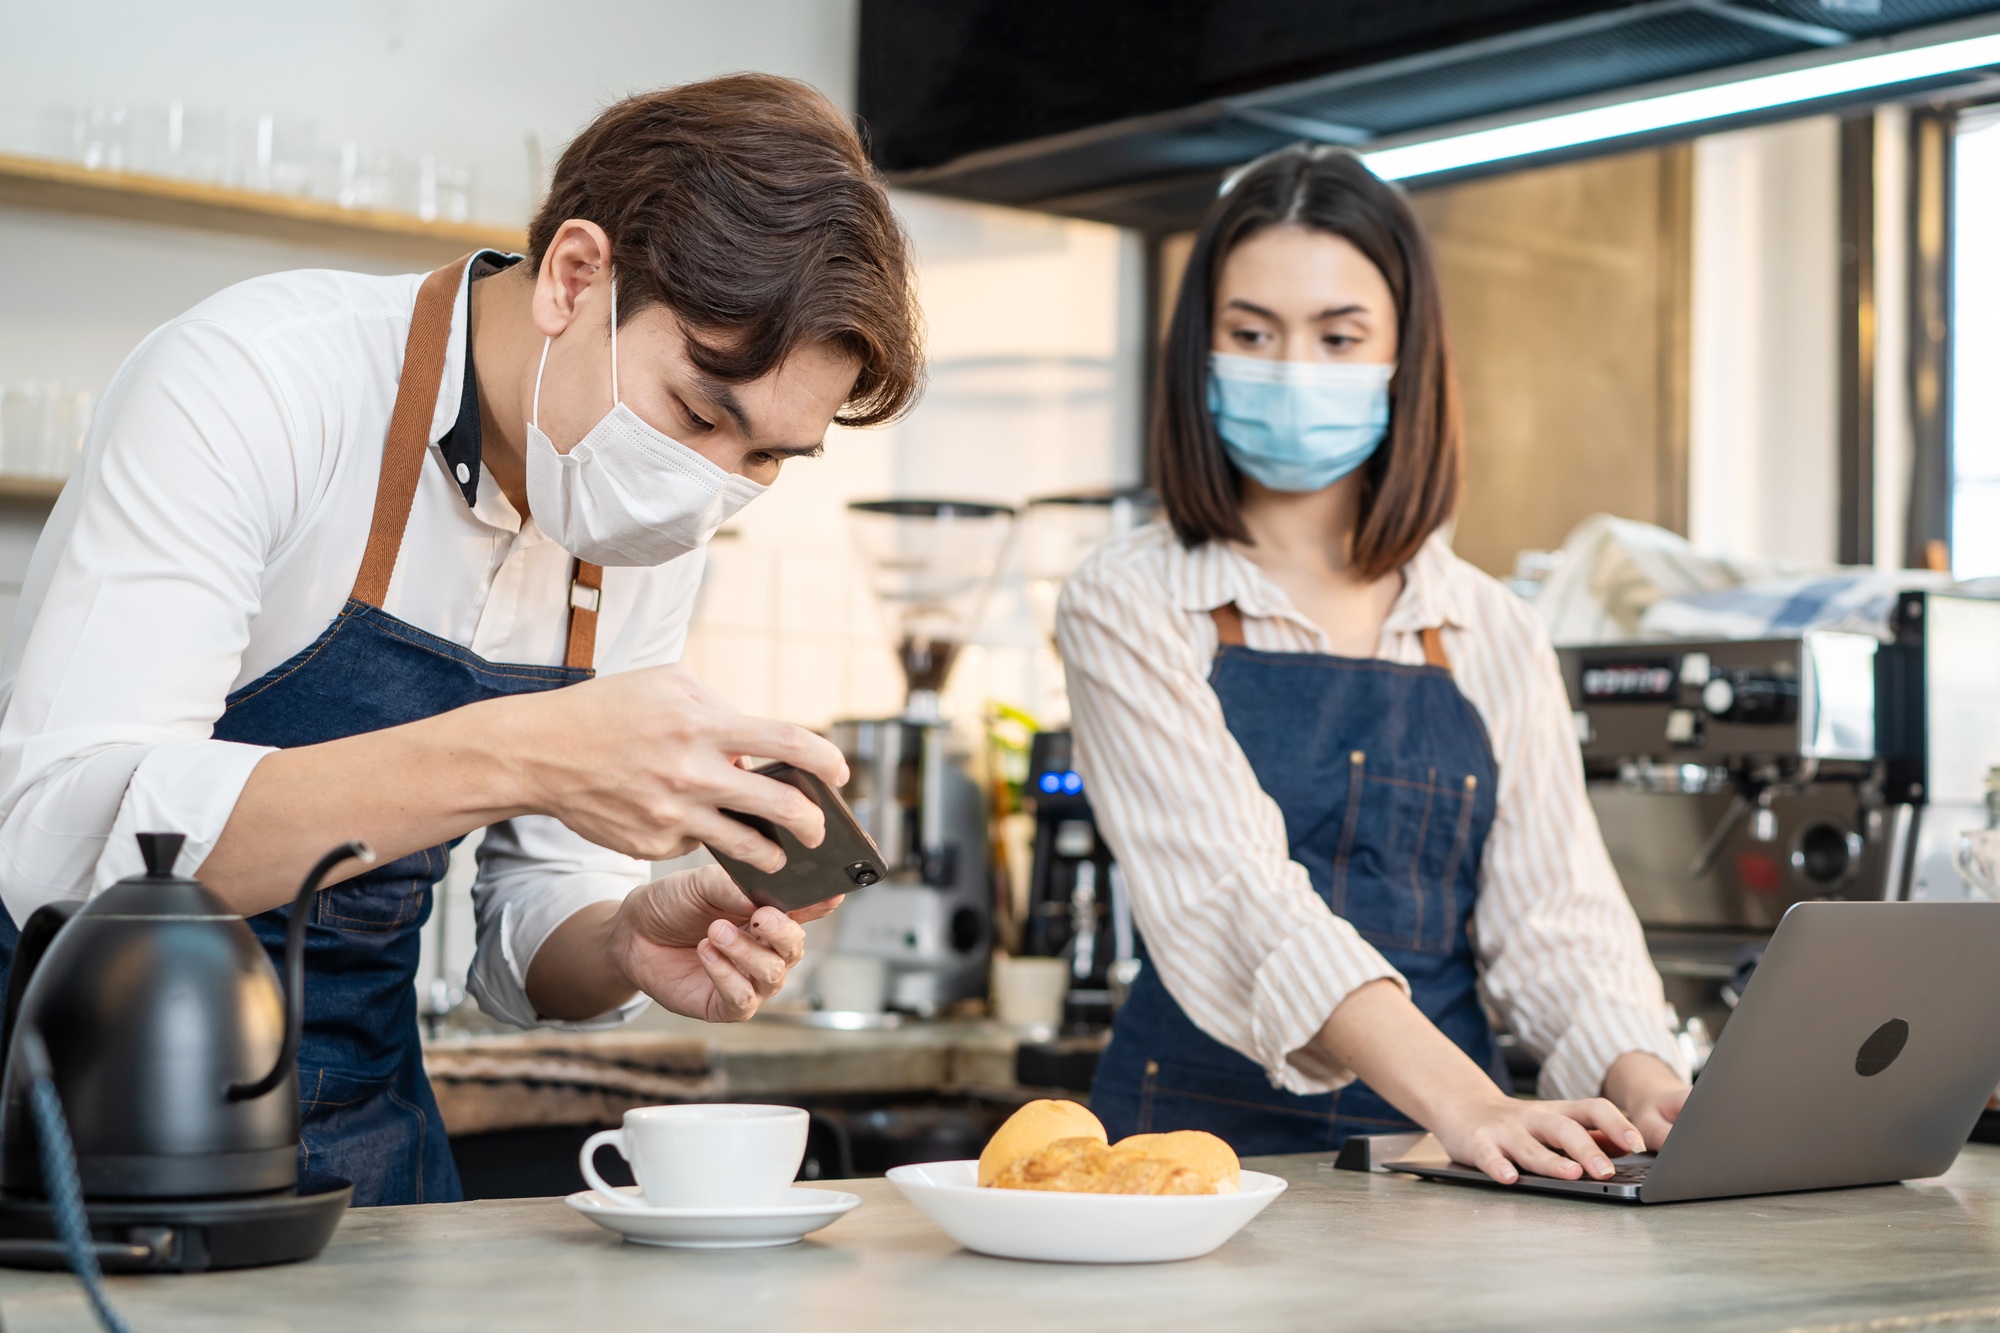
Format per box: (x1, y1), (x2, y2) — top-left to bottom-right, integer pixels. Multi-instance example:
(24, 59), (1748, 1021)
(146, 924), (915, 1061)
(198, 695), (533, 914)
(524, 901), (637, 1021)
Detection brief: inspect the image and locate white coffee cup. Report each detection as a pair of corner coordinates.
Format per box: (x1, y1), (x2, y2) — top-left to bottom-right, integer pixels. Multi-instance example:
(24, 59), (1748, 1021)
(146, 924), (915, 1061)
(815, 953), (888, 1013)
(991, 955), (1070, 1028)
(579, 1104), (809, 1210)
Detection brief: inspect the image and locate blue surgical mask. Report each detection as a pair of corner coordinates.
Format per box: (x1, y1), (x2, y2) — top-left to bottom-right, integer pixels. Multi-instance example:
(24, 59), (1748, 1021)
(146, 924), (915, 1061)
(1206, 352), (1393, 492)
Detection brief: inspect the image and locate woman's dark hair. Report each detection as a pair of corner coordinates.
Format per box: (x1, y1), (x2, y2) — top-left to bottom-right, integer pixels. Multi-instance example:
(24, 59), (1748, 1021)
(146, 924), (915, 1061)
(529, 74), (923, 428)
(1153, 146), (1460, 578)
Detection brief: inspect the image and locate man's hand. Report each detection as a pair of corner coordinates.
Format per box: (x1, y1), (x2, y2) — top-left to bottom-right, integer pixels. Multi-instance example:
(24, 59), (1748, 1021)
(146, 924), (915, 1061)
(1601, 1051), (1690, 1152)
(609, 866), (840, 1023)
(507, 665), (850, 871)
(526, 866), (841, 1023)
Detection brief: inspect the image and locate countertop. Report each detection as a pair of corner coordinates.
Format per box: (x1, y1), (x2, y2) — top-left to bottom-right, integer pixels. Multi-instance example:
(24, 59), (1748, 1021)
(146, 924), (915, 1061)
(11, 1147), (2000, 1331)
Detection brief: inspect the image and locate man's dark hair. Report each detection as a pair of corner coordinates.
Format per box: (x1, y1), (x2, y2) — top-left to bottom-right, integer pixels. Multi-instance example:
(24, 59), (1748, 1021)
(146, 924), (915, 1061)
(1152, 146), (1461, 578)
(529, 74), (923, 427)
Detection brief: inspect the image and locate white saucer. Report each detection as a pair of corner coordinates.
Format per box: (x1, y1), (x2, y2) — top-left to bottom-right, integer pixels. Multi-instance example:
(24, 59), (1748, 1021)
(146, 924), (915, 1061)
(564, 1185), (860, 1249)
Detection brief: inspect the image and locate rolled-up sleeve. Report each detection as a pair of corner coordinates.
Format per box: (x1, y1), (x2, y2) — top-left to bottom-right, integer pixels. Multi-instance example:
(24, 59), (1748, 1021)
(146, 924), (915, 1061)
(1468, 598), (1690, 1100)
(0, 319), (298, 916)
(464, 815), (652, 1030)
(1056, 555), (1406, 1095)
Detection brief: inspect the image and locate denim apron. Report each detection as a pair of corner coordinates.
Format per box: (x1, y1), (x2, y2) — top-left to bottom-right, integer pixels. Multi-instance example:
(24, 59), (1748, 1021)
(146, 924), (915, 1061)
(1090, 602), (1500, 1156)
(0, 256), (605, 1206)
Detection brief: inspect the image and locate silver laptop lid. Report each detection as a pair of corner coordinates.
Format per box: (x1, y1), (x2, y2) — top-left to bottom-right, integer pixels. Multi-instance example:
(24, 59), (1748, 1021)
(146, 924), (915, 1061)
(1643, 901), (2000, 1203)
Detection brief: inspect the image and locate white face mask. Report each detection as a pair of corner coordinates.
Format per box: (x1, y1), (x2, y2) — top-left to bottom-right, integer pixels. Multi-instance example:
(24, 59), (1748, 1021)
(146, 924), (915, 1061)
(524, 278), (767, 566)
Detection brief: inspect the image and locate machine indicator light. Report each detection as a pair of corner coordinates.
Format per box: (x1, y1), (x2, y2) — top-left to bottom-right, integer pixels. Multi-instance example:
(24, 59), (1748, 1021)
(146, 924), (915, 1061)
(1061, 771), (1084, 795)
(1038, 773), (1061, 794)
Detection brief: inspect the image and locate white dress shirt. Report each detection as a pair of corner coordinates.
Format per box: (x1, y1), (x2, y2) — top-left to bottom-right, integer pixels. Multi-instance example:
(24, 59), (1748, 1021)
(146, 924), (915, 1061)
(1056, 525), (1687, 1101)
(0, 262), (705, 1029)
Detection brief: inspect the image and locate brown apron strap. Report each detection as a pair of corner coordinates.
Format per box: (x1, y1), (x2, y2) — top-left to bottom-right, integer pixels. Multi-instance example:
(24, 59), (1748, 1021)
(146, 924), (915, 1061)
(350, 255), (473, 609)
(1210, 603), (1246, 647)
(566, 560), (603, 671)
(1421, 626), (1453, 673)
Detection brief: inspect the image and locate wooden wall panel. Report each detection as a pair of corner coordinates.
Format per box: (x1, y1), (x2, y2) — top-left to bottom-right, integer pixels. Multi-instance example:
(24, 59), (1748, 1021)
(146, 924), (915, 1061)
(1410, 145), (1693, 577)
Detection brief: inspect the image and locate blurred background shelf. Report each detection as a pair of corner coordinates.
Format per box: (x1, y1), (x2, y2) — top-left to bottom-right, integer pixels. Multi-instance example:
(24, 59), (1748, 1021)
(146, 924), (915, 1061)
(0, 151), (522, 263)
(0, 475), (66, 505)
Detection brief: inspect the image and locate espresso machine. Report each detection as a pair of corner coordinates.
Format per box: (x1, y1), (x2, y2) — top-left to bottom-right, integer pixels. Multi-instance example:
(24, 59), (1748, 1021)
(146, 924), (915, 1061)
(829, 499), (1013, 1016)
(1014, 488), (1158, 1028)
(1561, 590), (2000, 1039)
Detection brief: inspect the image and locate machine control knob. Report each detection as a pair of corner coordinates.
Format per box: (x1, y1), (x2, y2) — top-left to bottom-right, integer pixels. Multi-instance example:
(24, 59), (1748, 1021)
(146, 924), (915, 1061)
(1701, 673), (1797, 724)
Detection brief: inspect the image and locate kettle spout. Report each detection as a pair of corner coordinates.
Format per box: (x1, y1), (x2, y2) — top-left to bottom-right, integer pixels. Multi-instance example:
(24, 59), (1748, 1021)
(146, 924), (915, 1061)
(228, 841), (375, 1102)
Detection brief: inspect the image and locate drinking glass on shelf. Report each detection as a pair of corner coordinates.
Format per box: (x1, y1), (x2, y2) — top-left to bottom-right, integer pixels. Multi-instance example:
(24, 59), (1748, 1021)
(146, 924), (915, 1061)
(0, 383), (51, 478)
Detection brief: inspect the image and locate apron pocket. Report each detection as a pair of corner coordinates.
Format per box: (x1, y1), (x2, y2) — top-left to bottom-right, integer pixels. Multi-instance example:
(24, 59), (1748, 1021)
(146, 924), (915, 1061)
(315, 877), (428, 933)
(299, 1068), (432, 1206)
(1329, 751), (1479, 957)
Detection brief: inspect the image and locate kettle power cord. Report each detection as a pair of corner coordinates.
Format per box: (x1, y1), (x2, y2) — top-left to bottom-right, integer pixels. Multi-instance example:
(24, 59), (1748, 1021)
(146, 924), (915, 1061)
(10, 1026), (137, 1333)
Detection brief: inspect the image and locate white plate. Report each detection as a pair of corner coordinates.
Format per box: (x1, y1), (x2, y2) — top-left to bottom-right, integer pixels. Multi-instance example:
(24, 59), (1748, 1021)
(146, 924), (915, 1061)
(564, 1185), (860, 1249)
(886, 1160), (1287, 1264)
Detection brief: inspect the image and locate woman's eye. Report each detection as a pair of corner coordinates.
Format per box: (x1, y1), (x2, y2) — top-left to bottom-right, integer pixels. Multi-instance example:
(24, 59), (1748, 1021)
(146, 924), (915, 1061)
(1323, 333), (1357, 350)
(678, 400), (713, 432)
(1230, 328), (1267, 346)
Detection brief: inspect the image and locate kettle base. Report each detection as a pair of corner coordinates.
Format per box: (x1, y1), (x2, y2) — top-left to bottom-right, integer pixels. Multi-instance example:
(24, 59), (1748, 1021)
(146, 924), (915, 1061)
(0, 1173), (351, 1272)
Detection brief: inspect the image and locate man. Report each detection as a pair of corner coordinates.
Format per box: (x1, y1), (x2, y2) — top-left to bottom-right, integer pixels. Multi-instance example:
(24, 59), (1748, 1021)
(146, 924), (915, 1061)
(0, 74), (923, 1205)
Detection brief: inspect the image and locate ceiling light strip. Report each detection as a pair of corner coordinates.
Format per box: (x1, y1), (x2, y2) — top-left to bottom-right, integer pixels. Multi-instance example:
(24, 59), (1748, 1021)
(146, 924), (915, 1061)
(1363, 30), (2000, 181)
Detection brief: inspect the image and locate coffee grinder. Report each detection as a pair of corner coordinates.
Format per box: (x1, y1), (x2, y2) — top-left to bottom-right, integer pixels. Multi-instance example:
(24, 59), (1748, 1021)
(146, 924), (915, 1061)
(830, 500), (1013, 1016)
(1016, 488), (1157, 1028)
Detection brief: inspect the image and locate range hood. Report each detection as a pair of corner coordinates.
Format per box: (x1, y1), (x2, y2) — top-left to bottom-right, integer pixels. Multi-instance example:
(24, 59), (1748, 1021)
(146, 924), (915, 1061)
(860, 0), (2000, 230)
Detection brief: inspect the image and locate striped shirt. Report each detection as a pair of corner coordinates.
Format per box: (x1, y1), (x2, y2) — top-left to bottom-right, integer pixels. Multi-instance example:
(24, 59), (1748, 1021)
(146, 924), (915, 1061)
(1055, 524), (1687, 1101)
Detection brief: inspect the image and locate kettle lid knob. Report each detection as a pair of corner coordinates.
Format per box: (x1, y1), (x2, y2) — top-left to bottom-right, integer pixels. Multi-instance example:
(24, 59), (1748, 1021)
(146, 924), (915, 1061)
(136, 831), (187, 878)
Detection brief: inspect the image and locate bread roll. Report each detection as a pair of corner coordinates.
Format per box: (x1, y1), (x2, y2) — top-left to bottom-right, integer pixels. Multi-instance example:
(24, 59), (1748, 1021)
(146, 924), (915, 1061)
(1108, 1130), (1241, 1193)
(978, 1099), (1107, 1187)
(990, 1137), (1209, 1195)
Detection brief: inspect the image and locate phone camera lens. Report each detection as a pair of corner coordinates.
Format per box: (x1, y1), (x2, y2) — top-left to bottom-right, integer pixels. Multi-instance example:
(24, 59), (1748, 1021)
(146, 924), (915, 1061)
(845, 861), (880, 887)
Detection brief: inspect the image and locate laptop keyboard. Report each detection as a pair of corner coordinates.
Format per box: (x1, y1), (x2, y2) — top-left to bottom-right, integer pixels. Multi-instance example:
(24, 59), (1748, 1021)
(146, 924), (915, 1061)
(1603, 1162), (1652, 1185)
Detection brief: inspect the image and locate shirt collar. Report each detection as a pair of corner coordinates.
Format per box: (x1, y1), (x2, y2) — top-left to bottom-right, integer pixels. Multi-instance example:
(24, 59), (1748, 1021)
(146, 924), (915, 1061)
(1168, 528), (1467, 630)
(428, 250), (523, 510)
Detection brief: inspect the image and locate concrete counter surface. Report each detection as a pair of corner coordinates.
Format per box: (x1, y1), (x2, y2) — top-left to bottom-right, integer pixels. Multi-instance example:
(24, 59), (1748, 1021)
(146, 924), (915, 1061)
(10, 1147), (2000, 1332)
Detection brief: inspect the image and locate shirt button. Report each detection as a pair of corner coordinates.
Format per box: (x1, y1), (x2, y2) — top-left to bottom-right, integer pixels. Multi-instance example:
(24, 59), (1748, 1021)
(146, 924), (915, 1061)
(455, 462), (471, 484)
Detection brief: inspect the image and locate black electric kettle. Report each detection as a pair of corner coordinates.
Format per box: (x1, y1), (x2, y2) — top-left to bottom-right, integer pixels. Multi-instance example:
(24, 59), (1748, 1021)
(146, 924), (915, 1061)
(0, 832), (370, 1274)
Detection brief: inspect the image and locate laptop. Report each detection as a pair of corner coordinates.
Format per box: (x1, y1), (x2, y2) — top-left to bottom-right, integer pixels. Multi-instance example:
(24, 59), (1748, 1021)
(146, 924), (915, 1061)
(1387, 901), (2000, 1203)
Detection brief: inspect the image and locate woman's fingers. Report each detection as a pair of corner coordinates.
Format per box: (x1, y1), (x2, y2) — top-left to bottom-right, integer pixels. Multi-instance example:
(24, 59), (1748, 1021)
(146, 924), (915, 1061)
(1534, 1112), (1615, 1179)
(1467, 1140), (1520, 1186)
(1561, 1097), (1646, 1156)
(1501, 1124), (1586, 1180)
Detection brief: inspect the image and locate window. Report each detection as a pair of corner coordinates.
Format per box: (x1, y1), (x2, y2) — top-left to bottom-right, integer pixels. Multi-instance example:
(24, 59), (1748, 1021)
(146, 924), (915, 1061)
(1951, 109), (2000, 577)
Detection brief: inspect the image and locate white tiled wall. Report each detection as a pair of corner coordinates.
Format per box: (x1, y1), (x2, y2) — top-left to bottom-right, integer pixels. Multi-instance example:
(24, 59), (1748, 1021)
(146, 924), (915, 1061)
(682, 193), (1147, 731)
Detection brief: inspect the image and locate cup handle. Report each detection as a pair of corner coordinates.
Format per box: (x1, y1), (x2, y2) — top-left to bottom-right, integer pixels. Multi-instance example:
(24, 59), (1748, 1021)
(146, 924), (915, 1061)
(579, 1129), (641, 1208)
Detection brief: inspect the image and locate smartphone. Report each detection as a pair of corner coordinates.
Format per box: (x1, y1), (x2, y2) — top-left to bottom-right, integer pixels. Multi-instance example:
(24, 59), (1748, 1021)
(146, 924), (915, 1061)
(704, 761), (888, 912)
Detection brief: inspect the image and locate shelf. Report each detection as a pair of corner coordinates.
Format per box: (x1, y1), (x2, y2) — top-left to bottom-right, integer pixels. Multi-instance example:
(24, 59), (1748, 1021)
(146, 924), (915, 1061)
(0, 475), (65, 505)
(0, 151), (524, 264)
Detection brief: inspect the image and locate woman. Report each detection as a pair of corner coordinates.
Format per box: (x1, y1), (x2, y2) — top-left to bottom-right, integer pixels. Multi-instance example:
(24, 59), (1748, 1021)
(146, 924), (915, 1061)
(1058, 146), (1690, 1186)
(0, 76), (921, 1205)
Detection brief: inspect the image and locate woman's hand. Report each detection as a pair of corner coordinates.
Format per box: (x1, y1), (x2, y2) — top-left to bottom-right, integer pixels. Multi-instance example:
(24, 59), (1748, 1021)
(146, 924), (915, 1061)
(1601, 1051), (1690, 1152)
(527, 866), (841, 1022)
(1311, 979), (1649, 1186)
(504, 664), (849, 870)
(1429, 1092), (1647, 1186)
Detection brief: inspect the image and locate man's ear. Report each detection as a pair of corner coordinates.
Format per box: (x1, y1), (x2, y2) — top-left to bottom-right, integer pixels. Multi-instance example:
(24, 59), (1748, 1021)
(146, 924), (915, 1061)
(531, 220), (613, 339)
